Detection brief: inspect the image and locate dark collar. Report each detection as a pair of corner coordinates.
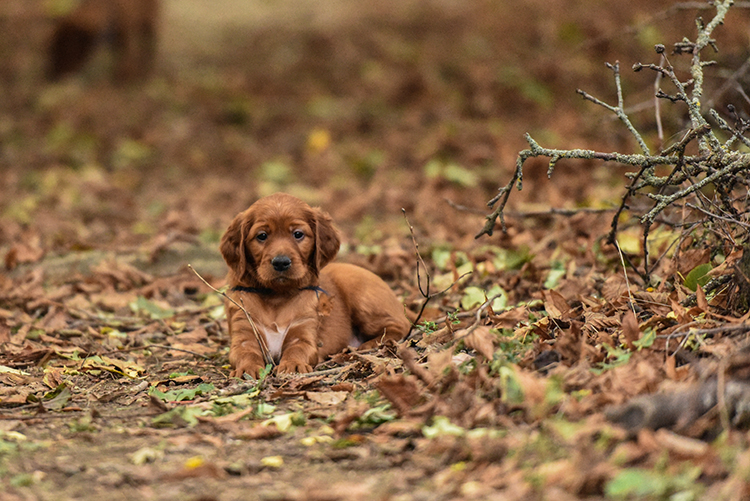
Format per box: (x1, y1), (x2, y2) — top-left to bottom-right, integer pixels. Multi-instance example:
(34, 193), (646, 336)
(231, 285), (328, 297)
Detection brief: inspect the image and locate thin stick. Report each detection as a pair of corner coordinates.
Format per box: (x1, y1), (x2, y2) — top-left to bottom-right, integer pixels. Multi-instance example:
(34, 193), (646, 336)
(99, 344), (211, 359)
(654, 54), (665, 148)
(451, 292), (506, 346)
(402, 209), (472, 334)
(613, 239), (639, 318)
(187, 264), (274, 367)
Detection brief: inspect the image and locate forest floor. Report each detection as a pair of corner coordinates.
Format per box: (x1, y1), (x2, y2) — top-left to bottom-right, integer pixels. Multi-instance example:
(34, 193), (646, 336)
(3, 1), (750, 499)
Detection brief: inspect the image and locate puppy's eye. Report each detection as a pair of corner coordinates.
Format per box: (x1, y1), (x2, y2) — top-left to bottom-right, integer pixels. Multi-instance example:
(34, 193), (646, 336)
(293, 230), (305, 240)
(256, 232), (268, 242)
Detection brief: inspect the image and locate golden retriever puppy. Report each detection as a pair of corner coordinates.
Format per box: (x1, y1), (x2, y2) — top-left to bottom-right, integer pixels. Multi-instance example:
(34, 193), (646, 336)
(220, 193), (411, 378)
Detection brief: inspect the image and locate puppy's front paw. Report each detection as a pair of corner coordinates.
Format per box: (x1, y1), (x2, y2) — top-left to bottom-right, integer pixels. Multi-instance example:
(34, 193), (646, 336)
(277, 358), (313, 374)
(229, 353), (266, 379)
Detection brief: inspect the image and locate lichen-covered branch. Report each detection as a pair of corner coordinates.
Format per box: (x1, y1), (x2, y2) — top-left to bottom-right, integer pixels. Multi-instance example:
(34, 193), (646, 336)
(478, 0), (750, 283)
(578, 61), (650, 156)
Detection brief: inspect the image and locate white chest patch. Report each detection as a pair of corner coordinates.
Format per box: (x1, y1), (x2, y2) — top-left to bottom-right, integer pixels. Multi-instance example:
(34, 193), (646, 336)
(261, 324), (290, 362)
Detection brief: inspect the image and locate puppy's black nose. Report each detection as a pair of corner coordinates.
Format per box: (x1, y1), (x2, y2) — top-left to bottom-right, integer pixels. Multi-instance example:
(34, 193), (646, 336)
(271, 255), (292, 272)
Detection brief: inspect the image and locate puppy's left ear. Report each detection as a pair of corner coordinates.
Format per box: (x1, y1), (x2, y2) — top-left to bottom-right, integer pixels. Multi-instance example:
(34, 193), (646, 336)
(312, 207), (340, 271)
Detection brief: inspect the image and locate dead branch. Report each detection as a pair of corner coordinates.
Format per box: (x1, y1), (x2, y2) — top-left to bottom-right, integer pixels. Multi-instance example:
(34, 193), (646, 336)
(478, 0), (750, 285)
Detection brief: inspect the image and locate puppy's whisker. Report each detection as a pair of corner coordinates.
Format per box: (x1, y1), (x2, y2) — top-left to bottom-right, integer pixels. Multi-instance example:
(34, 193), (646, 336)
(187, 264), (275, 367)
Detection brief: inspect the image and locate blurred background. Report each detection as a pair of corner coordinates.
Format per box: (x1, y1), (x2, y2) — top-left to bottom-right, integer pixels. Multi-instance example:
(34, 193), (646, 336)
(1, 0), (749, 271)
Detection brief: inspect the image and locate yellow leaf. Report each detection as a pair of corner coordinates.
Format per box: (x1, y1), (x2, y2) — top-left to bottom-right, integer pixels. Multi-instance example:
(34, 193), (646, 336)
(185, 456), (204, 469)
(260, 456), (284, 468)
(307, 128), (331, 154)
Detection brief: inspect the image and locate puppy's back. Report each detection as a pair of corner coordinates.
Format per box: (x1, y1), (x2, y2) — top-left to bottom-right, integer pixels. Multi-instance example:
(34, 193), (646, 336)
(321, 263), (411, 344)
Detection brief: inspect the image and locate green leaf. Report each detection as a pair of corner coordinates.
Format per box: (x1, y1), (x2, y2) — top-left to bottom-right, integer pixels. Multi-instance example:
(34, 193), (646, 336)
(262, 411), (302, 432)
(212, 392), (258, 408)
(423, 160), (478, 187)
(442, 163), (479, 187)
(149, 383), (215, 403)
(423, 416), (465, 439)
(461, 285), (507, 311)
(45, 0), (80, 17)
(129, 296), (175, 320)
(632, 327), (656, 350)
(683, 263), (712, 292)
(431, 248), (453, 270)
(490, 246), (532, 271)
(605, 466), (702, 499)
(112, 139), (152, 170)
(43, 384), (72, 411)
(616, 231), (641, 255)
(209, 305), (225, 321)
(151, 406), (207, 428)
(260, 160), (292, 184)
(461, 287), (486, 310)
(10, 473), (36, 487)
(358, 404), (396, 426)
(497, 365), (524, 404)
(591, 345), (632, 375)
(606, 468), (665, 497)
(544, 263), (566, 289)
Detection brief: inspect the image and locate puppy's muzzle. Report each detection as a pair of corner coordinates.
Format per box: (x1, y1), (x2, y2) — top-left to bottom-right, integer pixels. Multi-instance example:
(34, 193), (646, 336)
(271, 255), (292, 272)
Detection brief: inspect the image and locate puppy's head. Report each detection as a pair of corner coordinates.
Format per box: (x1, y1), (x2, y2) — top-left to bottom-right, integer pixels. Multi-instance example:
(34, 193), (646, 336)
(220, 193), (340, 290)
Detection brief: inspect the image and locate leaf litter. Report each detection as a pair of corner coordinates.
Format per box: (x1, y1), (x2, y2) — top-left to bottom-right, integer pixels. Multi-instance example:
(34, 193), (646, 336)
(3, 1), (750, 500)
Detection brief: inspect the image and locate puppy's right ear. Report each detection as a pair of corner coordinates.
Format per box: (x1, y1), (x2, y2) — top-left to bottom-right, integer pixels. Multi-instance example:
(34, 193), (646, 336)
(220, 212), (249, 281)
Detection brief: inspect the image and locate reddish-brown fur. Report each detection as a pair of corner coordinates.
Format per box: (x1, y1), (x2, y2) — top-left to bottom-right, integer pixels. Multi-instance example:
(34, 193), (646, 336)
(48, 0), (158, 81)
(220, 193), (412, 378)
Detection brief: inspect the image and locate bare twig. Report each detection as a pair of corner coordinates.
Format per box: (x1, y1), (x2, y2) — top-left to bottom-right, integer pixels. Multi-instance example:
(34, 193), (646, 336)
(478, 0), (750, 288)
(654, 54), (666, 148)
(99, 343), (211, 359)
(402, 209), (471, 332)
(187, 264), (274, 368)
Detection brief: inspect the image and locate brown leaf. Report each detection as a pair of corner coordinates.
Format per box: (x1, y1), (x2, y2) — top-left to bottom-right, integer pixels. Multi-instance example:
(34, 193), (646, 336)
(582, 311), (620, 336)
(305, 391), (348, 406)
(426, 349), (453, 380)
(542, 289), (570, 319)
(670, 298), (691, 324)
(602, 274), (629, 304)
(40, 307), (68, 332)
(654, 428), (708, 458)
(460, 326), (495, 360)
(160, 462), (227, 481)
(620, 310), (640, 350)
(695, 284), (708, 311)
(491, 306), (530, 329)
(5, 237), (44, 270)
(329, 383), (354, 392)
(0, 323), (9, 344)
(234, 423), (284, 441)
(664, 355), (691, 381)
(399, 347), (435, 386)
(90, 291), (136, 311)
(376, 374), (423, 416)
(675, 248), (710, 276)
(42, 367), (64, 389)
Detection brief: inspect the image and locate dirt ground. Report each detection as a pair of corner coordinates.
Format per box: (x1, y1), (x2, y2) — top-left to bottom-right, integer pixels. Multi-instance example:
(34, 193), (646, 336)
(3, 1), (750, 500)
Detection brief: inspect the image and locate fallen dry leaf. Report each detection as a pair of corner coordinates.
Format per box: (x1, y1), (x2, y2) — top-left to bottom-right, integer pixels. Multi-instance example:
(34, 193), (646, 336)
(305, 391), (348, 406)
(460, 325), (495, 360)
